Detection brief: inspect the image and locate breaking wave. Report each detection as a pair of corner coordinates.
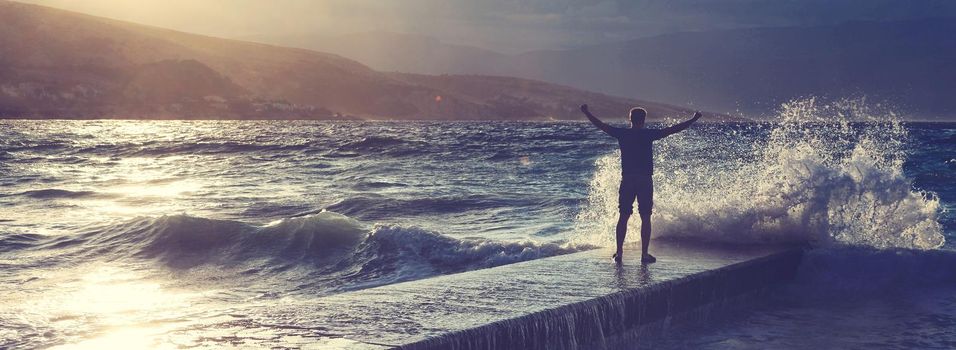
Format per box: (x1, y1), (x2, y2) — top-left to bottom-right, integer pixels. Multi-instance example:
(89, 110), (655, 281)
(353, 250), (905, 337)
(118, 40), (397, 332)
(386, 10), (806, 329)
(573, 98), (945, 250)
(34, 212), (585, 288)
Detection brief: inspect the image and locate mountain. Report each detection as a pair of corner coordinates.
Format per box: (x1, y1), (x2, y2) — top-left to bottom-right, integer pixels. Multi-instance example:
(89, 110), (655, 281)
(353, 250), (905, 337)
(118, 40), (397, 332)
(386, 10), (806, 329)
(386, 73), (699, 121)
(279, 20), (956, 119)
(0, 1), (714, 121)
(249, 31), (510, 77)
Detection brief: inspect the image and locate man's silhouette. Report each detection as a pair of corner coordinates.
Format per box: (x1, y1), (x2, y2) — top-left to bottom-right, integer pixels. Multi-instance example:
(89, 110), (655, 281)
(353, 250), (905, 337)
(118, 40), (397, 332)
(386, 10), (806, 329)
(580, 104), (701, 264)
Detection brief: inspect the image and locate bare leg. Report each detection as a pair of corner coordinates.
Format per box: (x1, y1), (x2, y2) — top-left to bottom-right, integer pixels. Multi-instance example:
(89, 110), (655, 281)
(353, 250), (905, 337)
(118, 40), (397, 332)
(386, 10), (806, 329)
(614, 213), (630, 262)
(639, 212), (651, 255)
(639, 212), (656, 263)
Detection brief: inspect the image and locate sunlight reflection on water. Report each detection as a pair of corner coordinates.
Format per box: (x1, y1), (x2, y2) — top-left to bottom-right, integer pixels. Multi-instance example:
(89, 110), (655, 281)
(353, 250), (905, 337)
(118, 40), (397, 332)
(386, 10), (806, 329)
(11, 265), (207, 349)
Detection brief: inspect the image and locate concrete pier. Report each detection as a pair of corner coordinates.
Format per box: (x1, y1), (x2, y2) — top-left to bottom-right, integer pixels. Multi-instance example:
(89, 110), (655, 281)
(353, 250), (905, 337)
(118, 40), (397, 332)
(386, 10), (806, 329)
(256, 240), (804, 350)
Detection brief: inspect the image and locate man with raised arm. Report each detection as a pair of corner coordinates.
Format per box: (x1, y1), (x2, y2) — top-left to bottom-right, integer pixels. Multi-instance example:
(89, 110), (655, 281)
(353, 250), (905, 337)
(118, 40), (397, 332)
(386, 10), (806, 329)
(580, 104), (701, 264)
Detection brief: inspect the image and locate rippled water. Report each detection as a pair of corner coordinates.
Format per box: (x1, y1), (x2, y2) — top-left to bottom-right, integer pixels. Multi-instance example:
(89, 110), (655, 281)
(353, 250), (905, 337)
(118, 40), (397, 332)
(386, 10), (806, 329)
(1, 99), (954, 348)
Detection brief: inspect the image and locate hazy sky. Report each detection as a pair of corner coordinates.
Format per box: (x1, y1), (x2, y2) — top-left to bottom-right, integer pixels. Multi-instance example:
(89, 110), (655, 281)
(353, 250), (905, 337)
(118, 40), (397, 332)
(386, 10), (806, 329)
(16, 0), (956, 52)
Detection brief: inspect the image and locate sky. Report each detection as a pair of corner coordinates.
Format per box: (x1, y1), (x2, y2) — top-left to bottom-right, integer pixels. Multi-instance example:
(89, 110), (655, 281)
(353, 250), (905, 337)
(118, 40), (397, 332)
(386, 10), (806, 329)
(16, 0), (956, 53)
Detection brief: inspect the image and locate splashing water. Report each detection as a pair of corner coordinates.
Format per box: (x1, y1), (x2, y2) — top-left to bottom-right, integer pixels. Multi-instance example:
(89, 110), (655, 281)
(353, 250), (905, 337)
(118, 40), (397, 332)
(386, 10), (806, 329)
(573, 98), (945, 249)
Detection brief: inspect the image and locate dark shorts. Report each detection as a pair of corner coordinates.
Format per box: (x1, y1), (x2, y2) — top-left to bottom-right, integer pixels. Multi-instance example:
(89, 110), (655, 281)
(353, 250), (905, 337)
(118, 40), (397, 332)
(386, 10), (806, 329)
(619, 176), (653, 215)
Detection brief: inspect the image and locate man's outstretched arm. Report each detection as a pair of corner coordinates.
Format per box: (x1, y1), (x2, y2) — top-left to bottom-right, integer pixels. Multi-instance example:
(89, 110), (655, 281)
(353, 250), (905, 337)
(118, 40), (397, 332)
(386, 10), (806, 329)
(580, 104), (615, 135)
(661, 111), (702, 137)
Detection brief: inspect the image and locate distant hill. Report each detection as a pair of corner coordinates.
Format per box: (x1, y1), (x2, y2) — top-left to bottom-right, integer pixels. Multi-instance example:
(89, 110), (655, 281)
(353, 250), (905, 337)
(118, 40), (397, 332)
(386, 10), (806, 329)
(0, 1), (717, 121)
(250, 31), (510, 78)
(388, 73), (699, 121)
(277, 20), (956, 120)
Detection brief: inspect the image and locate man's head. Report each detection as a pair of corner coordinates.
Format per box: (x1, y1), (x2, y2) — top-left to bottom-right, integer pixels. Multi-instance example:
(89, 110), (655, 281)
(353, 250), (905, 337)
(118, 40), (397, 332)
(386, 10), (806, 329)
(629, 107), (647, 128)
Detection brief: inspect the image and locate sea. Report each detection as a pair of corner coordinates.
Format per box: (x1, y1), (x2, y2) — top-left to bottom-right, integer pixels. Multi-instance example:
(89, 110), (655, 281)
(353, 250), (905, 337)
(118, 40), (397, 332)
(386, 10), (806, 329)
(1, 99), (954, 349)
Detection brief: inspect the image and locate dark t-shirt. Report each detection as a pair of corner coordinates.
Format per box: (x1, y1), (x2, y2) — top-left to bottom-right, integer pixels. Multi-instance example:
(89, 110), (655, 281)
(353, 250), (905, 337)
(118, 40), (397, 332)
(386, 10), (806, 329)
(606, 127), (666, 178)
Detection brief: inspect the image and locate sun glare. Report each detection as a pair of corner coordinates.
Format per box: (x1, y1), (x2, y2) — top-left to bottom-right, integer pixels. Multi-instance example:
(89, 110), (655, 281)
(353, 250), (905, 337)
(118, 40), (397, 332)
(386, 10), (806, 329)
(42, 266), (199, 349)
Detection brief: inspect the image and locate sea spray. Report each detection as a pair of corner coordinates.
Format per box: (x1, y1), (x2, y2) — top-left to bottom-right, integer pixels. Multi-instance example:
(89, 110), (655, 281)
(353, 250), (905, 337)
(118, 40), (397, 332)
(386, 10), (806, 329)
(573, 98), (945, 249)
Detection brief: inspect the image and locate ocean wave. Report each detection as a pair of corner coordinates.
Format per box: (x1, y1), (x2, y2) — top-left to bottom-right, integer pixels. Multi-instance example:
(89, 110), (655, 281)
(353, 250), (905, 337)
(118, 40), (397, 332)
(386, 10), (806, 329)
(338, 136), (410, 149)
(486, 150), (516, 161)
(573, 98), (945, 250)
(15, 189), (114, 200)
(326, 195), (530, 219)
(527, 133), (595, 142)
(368, 225), (578, 271)
(44, 141), (315, 158)
(3, 143), (67, 153)
(350, 180), (408, 191)
(59, 212), (583, 281)
(332, 136), (430, 157)
(127, 142), (311, 156)
(0, 233), (46, 252)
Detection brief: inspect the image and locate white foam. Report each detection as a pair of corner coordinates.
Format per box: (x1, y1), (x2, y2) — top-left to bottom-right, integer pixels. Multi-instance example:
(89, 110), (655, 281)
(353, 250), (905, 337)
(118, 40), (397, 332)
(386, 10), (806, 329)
(573, 98), (945, 250)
